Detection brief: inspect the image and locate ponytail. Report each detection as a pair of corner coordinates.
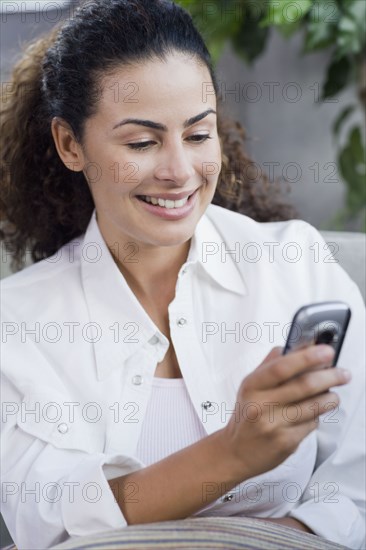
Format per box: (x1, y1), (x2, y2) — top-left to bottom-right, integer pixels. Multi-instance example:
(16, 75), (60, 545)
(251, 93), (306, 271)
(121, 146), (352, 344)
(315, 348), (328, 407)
(0, 25), (94, 272)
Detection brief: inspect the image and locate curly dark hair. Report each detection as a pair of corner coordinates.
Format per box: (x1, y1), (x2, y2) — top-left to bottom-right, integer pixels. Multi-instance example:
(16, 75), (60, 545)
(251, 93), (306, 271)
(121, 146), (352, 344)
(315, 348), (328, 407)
(0, 0), (296, 273)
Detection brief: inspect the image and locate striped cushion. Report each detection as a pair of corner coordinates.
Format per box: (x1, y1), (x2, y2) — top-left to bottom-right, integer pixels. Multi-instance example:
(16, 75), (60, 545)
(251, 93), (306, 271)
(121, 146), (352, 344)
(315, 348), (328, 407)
(52, 517), (350, 549)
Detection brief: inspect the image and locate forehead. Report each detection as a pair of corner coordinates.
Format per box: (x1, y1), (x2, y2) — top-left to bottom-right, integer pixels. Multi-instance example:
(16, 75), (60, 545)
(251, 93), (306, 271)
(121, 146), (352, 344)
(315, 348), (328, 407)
(94, 53), (216, 122)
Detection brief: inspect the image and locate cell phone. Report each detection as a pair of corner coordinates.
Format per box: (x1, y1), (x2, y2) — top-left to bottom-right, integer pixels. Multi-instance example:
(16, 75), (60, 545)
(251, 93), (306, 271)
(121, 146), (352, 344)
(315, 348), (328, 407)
(283, 301), (351, 366)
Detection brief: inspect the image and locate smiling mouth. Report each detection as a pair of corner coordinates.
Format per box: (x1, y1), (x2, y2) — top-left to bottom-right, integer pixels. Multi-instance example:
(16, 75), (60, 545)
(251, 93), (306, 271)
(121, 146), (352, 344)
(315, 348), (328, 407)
(137, 191), (196, 209)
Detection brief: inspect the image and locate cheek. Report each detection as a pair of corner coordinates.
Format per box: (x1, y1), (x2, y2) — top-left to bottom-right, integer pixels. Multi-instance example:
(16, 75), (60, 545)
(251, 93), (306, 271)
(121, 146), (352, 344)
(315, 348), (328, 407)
(118, 151), (155, 182)
(119, 162), (142, 191)
(198, 145), (222, 186)
(99, 151), (144, 192)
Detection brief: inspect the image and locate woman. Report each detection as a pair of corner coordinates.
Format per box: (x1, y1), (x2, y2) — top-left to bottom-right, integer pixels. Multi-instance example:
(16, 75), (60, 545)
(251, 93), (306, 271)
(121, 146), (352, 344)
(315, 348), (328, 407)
(0, 1), (365, 549)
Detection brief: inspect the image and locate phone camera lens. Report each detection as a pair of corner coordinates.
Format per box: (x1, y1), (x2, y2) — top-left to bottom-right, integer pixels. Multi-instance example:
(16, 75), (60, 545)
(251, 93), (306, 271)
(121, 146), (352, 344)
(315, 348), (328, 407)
(316, 329), (336, 345)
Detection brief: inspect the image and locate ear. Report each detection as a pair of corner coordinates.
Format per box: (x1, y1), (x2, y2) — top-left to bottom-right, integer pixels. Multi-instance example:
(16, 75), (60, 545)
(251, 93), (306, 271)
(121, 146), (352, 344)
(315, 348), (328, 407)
(50, 116), (85, 172)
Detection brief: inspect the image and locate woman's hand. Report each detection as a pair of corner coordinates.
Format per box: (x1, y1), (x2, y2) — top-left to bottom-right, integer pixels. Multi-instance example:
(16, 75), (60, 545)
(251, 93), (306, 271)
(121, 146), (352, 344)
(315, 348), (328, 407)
(223, 344), (351, 480)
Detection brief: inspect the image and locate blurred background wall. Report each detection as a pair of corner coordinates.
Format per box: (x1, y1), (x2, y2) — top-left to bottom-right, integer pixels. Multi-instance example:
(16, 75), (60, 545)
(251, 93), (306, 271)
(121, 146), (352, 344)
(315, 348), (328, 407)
(218, 34), (361, 229)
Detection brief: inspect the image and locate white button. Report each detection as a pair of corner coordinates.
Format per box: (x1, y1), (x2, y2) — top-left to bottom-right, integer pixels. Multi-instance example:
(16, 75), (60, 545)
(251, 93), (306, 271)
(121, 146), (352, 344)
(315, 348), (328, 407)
(222, 494), (234, 502)
(132, 374), (143, 385)
(181, 267), (187, 275)
(57, 423), (68, 434)
(177, 317), (187, 326)
(201, 401), (213, 410)
(149, 335), (159, 345)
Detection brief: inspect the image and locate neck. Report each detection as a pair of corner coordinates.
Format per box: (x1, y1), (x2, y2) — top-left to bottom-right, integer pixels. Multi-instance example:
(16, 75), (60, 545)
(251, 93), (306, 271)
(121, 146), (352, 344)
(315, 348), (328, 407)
(110, 237), (191, 298)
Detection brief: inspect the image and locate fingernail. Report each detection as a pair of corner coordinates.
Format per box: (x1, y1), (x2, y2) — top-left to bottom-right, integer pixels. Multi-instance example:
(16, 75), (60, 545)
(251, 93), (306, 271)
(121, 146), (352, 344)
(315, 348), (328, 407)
(339, 368), (352, 382)
(314, 345), (334, 360)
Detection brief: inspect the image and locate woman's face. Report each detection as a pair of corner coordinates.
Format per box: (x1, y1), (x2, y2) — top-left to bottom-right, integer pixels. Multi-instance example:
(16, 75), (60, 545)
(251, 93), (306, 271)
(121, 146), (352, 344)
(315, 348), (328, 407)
(79, 52), (222, 251)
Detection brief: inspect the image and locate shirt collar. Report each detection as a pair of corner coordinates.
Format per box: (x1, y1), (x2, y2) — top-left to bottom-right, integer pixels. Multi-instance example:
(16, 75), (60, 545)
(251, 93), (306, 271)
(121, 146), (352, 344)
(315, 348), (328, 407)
(80, 207), (246, 380)
(190, 204), (247, 296)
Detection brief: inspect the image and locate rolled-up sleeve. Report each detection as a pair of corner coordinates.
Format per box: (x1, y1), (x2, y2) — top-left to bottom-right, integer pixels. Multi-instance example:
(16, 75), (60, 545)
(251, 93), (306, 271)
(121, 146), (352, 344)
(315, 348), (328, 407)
(1, 374), (145, 550)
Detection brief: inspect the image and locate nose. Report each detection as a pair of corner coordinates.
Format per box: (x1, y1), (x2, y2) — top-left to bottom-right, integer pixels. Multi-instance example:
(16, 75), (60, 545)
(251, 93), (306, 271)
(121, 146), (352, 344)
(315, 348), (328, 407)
(153, 140), (196, 185)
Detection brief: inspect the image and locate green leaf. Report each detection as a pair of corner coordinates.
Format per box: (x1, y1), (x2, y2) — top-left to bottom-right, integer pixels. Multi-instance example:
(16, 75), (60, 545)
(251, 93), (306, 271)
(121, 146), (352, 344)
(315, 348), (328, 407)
(337, 16), (360, 54)
(332, 105), (356, 139)
(261, 0), (312, 27)
(303, 24), (332, 51)
(335, 1), (366, 58)
(349, 125), (365, 161)
(321, 56), (351, 100)
(344, 0), (366, 27)
(206, 37), (228, 66)
(176, 0), (194, 9)
(231, 13), (270, 64)
(303, 1), (340, 52)
(178, 0), (243, 64)
(338, 126), (366, 213)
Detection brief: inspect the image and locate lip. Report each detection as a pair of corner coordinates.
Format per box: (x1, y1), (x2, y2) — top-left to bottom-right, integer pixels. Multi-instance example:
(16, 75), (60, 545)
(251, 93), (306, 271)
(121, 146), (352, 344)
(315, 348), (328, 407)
(136, 187), (200, 220)
(136, 190), (197, 201)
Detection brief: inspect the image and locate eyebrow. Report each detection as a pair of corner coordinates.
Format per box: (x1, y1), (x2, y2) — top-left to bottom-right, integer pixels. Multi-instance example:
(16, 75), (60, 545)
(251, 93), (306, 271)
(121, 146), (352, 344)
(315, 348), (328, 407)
(112, 108), (217, 131)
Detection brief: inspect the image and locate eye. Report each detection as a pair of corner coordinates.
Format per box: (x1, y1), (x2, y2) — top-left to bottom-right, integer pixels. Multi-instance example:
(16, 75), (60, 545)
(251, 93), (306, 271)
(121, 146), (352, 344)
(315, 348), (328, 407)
(127, 140), (155, 151)
(187, 134), (213, 143)
(126, 134), (213, 151)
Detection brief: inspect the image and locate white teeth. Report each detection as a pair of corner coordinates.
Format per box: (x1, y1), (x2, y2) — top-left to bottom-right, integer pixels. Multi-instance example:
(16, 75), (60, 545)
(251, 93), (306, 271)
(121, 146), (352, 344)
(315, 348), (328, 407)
(173, 198), (187, 208)
(143, 195), (190, 208)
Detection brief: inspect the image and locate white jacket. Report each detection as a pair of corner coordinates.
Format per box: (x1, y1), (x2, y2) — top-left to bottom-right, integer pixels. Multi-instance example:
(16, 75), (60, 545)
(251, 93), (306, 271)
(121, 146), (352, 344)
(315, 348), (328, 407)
(1, 204), (365, 549)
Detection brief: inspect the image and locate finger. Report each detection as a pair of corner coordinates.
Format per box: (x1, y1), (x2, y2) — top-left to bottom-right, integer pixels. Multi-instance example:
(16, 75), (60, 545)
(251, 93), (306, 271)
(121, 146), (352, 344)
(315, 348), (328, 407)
(270, 367), (351, 405)
(242, 346), (282, 388)
(276, 418), (320, 459)
(246, 345), (335, 391)
(278, 392), (340, 426)
(256, 346), (284, 367)
(253, 347), (283, 375)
